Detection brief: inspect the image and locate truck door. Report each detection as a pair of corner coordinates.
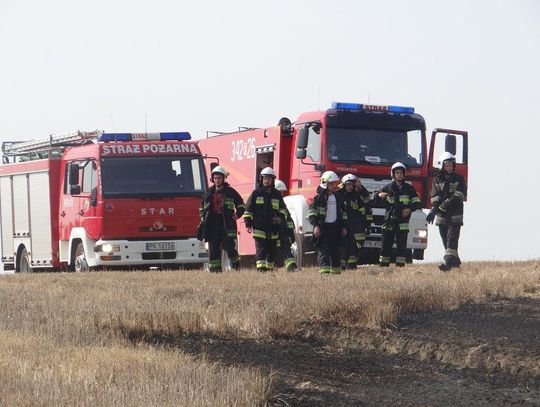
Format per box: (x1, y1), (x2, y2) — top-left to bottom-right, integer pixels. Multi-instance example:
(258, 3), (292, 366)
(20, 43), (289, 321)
(426, 128), (468, 207)
(79, 160), (99, 239)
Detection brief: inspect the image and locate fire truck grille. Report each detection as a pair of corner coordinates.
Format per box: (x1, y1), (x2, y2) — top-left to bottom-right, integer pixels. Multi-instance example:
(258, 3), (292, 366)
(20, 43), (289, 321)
(142, 252), (177, 260)
(139, 226), (178, 233)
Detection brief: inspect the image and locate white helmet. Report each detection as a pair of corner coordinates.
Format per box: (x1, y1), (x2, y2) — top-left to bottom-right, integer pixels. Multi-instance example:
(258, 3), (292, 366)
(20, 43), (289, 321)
(438, 152), (456, 169)
(211, 165), (227, 179)
(390, 162), (406, 178)
(275, 179), (287, 192)
(320, 171), (339, 189)
(341, 174), (357, 185)
(260, 167), (276, 178)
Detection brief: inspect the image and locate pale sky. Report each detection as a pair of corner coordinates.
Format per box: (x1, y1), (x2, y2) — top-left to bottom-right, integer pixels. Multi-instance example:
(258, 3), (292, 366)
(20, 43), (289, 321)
(0, 0), (539, 261)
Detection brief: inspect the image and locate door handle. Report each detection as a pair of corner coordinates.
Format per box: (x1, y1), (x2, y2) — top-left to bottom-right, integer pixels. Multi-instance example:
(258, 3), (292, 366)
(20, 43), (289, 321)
(60, 211), (66, 217)
(79, 209), (85, 216)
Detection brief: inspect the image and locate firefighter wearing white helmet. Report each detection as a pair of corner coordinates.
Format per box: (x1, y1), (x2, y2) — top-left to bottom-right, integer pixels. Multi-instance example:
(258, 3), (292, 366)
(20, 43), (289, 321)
(427, 152), (467, 271)
(319, 170), (340, 189)
(243, 168), (288, 272)
(273, 180), (298, 272)
(198, 165), (245, 272)
(337, 174), (372, 269)
(376, 162), (421, 267)
(308, 171), (347, 274)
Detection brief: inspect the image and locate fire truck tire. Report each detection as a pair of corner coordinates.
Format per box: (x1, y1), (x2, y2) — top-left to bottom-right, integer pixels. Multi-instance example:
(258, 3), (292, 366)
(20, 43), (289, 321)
(74, 242), (89, 273)
(16, 247), (32, 273)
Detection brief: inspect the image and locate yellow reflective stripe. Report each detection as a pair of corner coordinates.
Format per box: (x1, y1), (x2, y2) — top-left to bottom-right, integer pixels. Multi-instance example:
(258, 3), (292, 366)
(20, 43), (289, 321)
(379, 256), (390, 263)
(431, 196), (441, 203)
(358, 207), (366, 214)
(285, 258), (296, 268)
(242, 212), (253, 219)
(253, 229), (266, 239)
(271, 233), (279, 240)
(256, 197), (264, 204)
(410, 197), (420, 203)
(399, 223), (409, 231)
(287, 222), (294, 229)
(319, 267), (332, 273)
(279, 209), (287, 217)
(396, 256), (406, 264)
(453, 191), (465, 201)
(271, 199), (280, 209)
(308, 210), (318, 217)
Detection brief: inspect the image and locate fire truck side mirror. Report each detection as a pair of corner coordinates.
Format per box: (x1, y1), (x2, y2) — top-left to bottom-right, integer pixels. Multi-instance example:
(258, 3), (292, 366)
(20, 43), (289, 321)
(296, 127), (309, 150)
(295, 149), (307, 159)
(210, 162), (218, 171)
(68, 162), (81, 195)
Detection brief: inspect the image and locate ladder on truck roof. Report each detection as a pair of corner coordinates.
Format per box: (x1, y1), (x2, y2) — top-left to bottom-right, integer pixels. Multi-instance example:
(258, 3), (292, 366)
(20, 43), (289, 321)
(2, 130), (103, 163)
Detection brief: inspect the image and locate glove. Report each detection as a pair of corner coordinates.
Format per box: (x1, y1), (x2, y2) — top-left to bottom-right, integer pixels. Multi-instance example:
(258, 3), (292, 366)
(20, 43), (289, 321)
(426, 210), (436, 224)
(439, 199), (451, 213)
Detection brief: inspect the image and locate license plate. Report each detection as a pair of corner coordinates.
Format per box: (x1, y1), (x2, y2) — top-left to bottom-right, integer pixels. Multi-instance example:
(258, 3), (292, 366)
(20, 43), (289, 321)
(146, 242), (175, 251)
(363, 240), (382, 249)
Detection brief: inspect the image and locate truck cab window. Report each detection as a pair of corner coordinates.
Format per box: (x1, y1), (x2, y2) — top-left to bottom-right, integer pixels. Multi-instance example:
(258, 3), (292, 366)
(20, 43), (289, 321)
(306, 126), (321, 162)
(82, 161), (97, 193)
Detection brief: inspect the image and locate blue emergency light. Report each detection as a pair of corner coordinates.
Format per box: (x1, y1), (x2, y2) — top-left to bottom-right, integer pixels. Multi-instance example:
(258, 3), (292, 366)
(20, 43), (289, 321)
(99, 132), (192, 142)
(332, 102), (414, 114)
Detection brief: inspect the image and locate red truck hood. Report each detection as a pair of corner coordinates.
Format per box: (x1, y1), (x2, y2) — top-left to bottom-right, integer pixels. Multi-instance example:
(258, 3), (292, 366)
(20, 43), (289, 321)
(101, 197), (200, 239)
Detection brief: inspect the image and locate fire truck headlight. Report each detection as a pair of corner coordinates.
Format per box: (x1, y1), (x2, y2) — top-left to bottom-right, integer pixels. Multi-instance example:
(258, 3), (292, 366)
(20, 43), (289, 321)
(100, 243), (120, 253)
(415, 229), (427, 238)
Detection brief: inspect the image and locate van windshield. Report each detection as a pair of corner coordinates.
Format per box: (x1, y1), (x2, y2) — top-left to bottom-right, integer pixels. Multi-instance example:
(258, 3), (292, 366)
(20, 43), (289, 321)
(101, 156), (206, 198)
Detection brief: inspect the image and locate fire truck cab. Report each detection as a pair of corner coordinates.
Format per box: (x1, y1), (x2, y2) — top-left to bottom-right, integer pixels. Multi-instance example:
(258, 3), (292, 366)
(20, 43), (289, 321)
(198, 102), (468, 267)
(0, 131), (208, 272)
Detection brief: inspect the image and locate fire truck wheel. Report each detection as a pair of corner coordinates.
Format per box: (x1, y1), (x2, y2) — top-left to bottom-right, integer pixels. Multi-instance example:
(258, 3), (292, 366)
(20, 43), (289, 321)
(74, 242), (89, 273)
(17, 247), (32, 273)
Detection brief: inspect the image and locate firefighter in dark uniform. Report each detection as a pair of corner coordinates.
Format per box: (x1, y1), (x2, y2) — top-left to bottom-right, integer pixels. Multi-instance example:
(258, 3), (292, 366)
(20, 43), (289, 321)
(198, 166), (245, 272)
(426, 152), (467, 271)
(274, 179), (298, 272)
(243, 167), (288, 272)
(376, 162), (421, 267)
(337, 174), (370, 269)
(308, 171), (347, 274)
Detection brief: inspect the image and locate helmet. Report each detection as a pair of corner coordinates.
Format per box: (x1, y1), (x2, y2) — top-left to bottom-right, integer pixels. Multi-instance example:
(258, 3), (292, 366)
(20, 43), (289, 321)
(275, 179), (287, 192)
(320, 171), (339, 189)
(438, 152), (456, 170)
(390, 162), (406, 178)
(260, 167), (276, 178)
(211, 165), (227, 180)
(341, 174), (357, 185)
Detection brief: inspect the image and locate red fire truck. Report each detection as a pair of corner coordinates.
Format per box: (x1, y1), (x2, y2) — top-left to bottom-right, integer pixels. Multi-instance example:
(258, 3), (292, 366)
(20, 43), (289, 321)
(198, 102), (468, 267)
(0, 131), (208, 272)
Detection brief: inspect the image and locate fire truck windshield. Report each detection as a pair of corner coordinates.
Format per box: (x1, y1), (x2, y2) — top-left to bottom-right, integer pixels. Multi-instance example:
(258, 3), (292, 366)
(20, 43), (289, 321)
(326, 127), (424, 167)
(101, 156), (206, 198)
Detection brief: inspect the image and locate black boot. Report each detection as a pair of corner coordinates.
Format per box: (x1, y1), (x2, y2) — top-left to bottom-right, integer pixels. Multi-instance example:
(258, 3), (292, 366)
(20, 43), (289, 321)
(438, 262), (451, 272)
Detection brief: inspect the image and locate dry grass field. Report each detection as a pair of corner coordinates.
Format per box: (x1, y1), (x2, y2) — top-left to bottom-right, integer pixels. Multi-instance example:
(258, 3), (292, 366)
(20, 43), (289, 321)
(0, 261), (538, 406)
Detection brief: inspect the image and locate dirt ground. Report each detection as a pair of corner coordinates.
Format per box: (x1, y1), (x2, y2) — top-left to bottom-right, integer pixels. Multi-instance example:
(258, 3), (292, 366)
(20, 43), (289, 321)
(144, 293), (540, 407)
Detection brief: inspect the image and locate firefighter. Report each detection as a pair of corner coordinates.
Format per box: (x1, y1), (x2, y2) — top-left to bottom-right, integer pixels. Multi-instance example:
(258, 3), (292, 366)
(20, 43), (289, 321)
(426, 152), (467, 271)
(336, 174), (370, 269)
(274, 179), (298, 272)
(308, 171), (347, 274)
(243, 167), (288, 272)
(198, 166), (245, 273)
(376, 162), (420, 267)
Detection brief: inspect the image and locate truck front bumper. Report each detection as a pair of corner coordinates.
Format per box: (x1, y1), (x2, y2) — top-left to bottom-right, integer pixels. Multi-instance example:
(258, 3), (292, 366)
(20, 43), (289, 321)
(91, 238), (208, 267)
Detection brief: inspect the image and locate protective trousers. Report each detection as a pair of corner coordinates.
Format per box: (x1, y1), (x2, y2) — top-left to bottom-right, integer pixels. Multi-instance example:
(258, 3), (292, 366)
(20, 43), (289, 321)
(380, 228), (408, 266)
(317, 222), (341, 274)
(341, 231), (362, 269)
(276, 240), (297, 271)
(255, 237), (277, 272)
(207, 216), (240, 272)
(439, 224), (461, 267)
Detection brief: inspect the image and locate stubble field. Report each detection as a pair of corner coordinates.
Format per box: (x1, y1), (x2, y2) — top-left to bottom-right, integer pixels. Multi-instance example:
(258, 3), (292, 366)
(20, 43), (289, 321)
(0, 261), (538, 406)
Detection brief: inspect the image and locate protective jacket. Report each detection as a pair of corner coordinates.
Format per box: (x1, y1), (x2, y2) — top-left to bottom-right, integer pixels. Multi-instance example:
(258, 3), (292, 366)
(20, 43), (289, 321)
(430, 171), (467, 226)
(198, 183), (245, 241)
(377, 181), (420, 231)
(243, 185), (287, 240)
(308, 186), (347, 229)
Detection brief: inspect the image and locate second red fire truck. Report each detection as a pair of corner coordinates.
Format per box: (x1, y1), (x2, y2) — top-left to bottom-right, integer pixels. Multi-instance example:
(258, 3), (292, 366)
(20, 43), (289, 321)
(198, 102), (468, 267)
(0, 131), (208, 272)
